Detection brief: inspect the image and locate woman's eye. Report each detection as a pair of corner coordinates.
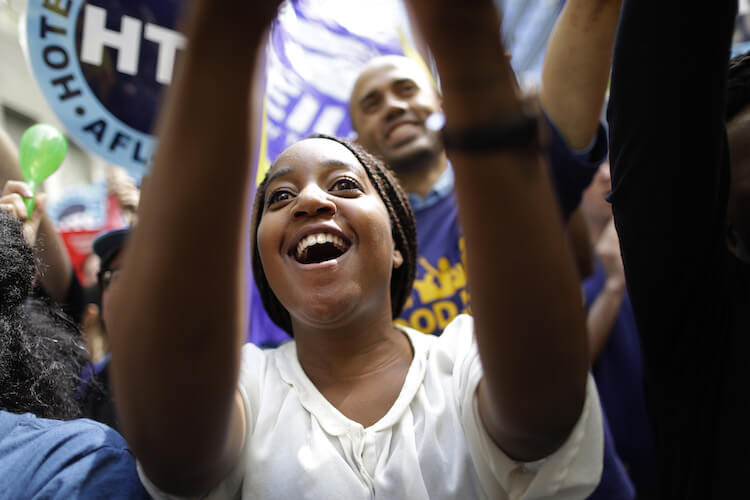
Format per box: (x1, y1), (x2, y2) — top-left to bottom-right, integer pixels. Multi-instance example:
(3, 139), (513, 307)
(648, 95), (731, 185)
(331, 178), (362, 192)
(267, 189), (293, 206)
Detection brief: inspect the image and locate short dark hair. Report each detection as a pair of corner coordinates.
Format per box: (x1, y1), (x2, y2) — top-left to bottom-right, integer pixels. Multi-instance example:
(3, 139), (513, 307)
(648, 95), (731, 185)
(251, 134), (417, 336)
(727, 51), (750, 121)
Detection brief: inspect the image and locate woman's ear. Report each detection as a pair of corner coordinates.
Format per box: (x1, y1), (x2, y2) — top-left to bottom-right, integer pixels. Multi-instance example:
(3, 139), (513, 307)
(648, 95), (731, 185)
(392, 248), (404, 269)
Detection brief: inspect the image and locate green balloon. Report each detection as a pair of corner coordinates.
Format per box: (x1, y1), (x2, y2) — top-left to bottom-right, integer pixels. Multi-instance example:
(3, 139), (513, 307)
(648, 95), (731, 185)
(18, 124), (67, 216)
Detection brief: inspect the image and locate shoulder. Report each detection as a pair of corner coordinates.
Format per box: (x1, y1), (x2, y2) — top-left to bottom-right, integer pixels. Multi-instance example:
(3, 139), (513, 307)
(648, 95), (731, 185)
(0, 410), (127, 450)
(400, 315), (480, 392)
(0, 411), (148, 499)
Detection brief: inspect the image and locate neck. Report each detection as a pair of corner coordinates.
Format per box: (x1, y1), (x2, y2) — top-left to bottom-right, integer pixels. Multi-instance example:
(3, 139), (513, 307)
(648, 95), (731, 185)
(293, 311), (412, 386)
(392, 151), (449, 199)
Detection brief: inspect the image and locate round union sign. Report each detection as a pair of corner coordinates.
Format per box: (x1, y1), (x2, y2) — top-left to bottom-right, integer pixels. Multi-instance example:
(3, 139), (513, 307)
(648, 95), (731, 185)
(25, 0), (186, 179)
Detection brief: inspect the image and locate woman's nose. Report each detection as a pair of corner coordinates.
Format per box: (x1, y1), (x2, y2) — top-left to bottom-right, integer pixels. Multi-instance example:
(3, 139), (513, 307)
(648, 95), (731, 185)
(293, 185), (336, 218)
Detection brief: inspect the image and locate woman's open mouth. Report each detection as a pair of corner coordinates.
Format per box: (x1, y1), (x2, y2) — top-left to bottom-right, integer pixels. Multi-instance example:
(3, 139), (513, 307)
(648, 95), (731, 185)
(291, 232), (351, 265)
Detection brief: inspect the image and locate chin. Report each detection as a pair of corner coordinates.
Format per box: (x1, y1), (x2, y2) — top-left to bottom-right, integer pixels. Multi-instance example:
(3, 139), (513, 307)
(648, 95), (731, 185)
(288, 290), (361, 329)
(386, 146), (438, 172)
(383, 133), (440, 166)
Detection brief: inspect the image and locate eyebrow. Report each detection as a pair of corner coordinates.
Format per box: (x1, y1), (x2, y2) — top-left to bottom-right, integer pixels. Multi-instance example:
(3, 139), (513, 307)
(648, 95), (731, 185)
(266, 158), (362, 185)
(393, 78), (415, 87)
(265, 166), (293, 186)
(358, 77), (419, 108)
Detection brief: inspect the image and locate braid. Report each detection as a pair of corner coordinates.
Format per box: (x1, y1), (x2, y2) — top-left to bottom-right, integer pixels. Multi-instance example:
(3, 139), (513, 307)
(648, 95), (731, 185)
(251, 175), (294, 335)
(251, 135), (417, 336)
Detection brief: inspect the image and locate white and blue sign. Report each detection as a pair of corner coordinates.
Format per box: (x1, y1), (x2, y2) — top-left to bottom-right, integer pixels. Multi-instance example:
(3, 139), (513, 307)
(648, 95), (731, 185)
(25, 0), (186, 179)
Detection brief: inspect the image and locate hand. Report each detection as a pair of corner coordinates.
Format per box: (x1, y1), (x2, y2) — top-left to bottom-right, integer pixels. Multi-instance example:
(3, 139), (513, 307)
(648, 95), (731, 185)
(108, 167), (140, 224)
(188, 0), (285, 39)
(0, 180), (47, 247)
(402, 0), (521, 126)
(595, 218), (625, 293)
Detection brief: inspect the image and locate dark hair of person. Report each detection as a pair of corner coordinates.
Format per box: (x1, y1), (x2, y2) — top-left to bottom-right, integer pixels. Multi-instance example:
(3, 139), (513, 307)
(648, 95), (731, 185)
(726, 51), (750, 121)
(0, 211), (88, 420)
(251, 134), (417, 336)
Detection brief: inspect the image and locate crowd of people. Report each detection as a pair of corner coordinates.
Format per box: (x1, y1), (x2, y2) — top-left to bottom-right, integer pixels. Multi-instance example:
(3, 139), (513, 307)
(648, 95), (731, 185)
(0, 0), (747, 498)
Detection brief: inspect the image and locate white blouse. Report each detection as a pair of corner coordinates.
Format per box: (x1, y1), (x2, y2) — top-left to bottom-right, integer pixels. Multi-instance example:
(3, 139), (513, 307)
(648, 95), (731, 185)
(140, 314), (603, 499)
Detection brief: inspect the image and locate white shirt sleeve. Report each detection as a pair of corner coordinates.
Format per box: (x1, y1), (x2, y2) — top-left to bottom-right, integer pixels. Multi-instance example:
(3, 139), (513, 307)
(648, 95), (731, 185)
(441, 314), (604, 499)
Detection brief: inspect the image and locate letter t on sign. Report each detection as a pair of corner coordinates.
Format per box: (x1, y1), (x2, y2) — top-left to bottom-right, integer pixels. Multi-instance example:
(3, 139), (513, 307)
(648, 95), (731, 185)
(144, 24), (186, 85)
(80, 5), (142, 76)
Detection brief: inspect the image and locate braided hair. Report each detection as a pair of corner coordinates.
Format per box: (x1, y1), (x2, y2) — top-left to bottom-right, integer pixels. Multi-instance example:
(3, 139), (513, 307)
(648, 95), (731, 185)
(251, 134), (417, 336)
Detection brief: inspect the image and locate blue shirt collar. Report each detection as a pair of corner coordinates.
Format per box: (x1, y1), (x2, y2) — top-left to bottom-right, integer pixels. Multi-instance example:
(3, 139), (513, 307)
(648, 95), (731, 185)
(407, 163), (454, 212)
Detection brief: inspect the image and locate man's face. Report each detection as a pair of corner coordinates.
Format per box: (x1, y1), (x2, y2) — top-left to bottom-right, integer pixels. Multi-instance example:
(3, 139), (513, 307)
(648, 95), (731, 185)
(350, 56), (443, 171)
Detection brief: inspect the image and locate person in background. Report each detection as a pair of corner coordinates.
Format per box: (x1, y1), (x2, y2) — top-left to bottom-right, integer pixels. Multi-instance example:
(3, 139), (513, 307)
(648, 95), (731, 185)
(608, 0), (750, 496)
(0, 128), (74, 316)
(0, 209), (147, 499)
(349, 0), (619, 336)
(78, 227), (130, 430)
(579, 161), (659, 498)
(0, 124), (141, 430)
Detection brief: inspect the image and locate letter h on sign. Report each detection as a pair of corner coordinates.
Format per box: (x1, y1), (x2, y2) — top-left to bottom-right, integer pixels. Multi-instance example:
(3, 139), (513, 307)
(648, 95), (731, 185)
(79, 5), (186, 85)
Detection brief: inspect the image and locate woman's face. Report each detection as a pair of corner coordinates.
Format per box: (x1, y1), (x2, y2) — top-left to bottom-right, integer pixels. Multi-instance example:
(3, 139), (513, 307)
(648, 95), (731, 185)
(257, 138), (403, 331)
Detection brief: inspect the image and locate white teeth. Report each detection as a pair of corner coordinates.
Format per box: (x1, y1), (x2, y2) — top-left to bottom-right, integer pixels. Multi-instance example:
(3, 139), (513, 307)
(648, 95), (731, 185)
(295, 232), (348, 260)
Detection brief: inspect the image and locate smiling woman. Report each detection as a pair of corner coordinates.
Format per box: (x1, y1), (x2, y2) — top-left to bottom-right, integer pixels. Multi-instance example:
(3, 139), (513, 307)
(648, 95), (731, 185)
(252, 134), (416, 336)
(108, 1), (604, 499)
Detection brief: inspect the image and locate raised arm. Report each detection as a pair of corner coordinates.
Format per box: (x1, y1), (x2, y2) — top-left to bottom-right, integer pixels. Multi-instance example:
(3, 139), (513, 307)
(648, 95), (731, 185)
(0, 128), (73, 304)
(406, 0), (589, 461)
(586, 218), (626, 362)
(108, 2), (279, 494)
(607, 1), (736, 355)
(541, 0), (621, 150)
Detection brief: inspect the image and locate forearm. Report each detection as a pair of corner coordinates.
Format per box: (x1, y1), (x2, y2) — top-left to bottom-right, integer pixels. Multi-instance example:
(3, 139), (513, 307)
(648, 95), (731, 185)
(541, 0), (621, 149)
(587, 280), (625, 362)
(567, 207), (596, 280)
(414, 1), (588, 460)
(109, 4), (265, 493)
(0, 129), (73, 302)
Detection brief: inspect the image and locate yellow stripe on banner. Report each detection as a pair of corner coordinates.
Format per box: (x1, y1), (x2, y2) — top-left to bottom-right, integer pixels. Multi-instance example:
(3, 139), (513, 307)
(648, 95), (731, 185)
(396, 26), (437, 90)
(256, 98), (272, 186)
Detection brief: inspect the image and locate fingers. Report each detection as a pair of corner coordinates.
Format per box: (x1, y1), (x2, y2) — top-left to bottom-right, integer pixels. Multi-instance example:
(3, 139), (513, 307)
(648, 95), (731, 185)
(0, 191), (29, 221)
(21, 193), (46, 247)
(0, 181), (48, 247)
(1, 180), (34, 221)
(2, 179), (33, 198)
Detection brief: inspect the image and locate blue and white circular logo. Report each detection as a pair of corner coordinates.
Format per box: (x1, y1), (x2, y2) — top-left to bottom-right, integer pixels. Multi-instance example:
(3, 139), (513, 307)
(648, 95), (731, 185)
(25, 0), (186, 179)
